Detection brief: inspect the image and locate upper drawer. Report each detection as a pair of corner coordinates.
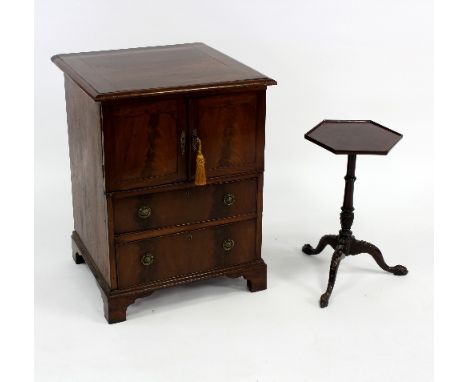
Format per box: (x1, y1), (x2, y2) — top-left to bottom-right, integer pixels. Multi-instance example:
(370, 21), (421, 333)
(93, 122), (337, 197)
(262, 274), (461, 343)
(102, 99), (187, 191)
(113, 178), (258, 234)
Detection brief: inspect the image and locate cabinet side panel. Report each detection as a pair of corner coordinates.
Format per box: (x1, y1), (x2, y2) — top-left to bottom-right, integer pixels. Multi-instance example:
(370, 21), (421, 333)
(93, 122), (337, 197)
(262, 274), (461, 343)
(255, 90), (266, 172)
(255, 91), (266, 259)
(65, 76), (111, 287)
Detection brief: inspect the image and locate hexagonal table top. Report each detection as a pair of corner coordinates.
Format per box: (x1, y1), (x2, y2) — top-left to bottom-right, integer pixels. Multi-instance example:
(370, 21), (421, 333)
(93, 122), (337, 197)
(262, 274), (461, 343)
(304, 120), (402, 155)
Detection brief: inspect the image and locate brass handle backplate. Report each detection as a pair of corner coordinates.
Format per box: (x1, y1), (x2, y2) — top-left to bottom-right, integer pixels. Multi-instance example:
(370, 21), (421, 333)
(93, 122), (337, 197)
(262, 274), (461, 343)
(223, 238), (235, 252)
(137, 205), (152, 219)
(223, 193), (235, 206)
(141, 252), (154, 266)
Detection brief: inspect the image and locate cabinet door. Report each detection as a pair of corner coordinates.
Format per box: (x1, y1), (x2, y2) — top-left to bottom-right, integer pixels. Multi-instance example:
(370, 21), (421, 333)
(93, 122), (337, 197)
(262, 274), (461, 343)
(189, 92), (264, 179)
(103, 99), (187, 191)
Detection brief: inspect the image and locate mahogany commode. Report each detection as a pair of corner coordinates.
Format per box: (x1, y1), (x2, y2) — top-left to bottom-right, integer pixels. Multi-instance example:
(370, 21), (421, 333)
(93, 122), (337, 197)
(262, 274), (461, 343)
(52, 43), (276, 323)
(302, 120), (408, 307)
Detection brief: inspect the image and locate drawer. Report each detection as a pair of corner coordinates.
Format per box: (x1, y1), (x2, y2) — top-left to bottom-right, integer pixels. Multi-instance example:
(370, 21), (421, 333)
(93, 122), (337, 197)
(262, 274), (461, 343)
(116, 219), (257, 289)
(113, 178), (257, 234)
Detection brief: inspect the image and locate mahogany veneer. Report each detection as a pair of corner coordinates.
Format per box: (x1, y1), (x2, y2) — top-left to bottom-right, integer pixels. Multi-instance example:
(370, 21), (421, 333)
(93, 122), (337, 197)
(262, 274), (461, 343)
(53, 43), (276, 323)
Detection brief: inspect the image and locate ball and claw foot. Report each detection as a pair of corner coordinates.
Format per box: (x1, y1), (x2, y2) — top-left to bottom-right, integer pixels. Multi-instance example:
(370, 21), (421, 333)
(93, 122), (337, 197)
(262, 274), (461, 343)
(349, 239), (409, 276)
(302, 243), (315, 255)
(320, 293), (330, 308)
(390, 264), (408, 276)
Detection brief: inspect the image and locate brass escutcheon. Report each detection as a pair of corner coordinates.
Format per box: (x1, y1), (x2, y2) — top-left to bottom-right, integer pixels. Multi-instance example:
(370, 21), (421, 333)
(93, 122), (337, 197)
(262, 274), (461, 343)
(141, 252), (154, 266)
(223, 193), (235, 206)
(137, 205), (152, 219)
(223, 238), (235, 251)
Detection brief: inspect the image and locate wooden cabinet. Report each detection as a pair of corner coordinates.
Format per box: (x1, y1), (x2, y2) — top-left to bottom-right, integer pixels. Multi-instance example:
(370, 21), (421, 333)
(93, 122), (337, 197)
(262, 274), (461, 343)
(52, 43), (276, 323)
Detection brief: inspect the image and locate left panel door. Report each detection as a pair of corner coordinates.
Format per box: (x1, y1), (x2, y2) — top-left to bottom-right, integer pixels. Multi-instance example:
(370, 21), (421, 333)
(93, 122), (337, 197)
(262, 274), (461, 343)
(103, 98), (187, 191)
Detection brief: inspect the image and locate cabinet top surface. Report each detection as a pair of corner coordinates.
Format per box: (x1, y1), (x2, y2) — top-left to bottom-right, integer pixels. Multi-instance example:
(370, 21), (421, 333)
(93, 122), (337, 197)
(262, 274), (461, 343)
(52, 43), (276, 101)
(304, 120), (403, 155)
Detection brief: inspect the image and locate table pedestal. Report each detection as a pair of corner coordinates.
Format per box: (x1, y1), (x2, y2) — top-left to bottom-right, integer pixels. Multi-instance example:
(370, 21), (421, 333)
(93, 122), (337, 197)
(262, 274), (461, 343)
(302, 154), (408, 308)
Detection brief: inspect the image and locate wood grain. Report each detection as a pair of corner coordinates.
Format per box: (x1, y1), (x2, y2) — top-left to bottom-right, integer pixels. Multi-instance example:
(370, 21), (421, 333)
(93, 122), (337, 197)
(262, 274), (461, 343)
(305, 120), (403, 155)
(116, 219), (257, 289)
(51, 43), (276, 101)
(189, 92), (259, 179)
(54, 43), (276, 322)
(103, 98), (186, 191)
(113, 177), (257, 234)
(65, 76), (113, 287)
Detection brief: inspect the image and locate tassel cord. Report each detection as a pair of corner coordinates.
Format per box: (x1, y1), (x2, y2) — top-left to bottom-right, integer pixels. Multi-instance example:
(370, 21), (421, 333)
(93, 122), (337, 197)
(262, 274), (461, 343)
(194, 137), (207, 186)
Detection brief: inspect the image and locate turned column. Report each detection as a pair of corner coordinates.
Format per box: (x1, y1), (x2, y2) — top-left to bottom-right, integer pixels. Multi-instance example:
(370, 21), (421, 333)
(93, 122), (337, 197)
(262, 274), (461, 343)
(339, 154), (356, 252)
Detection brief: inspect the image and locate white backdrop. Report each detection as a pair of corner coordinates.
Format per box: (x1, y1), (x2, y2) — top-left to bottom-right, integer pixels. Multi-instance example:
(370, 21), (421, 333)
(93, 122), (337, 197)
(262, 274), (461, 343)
(35, 1), (433, 381)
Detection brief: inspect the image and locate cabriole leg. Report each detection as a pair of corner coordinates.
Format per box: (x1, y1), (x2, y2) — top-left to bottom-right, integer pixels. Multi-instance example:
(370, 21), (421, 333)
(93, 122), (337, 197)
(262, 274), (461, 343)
(302, 234), (339, 255)
(320, 247), (346, 308)
(350, 239), (408, 276)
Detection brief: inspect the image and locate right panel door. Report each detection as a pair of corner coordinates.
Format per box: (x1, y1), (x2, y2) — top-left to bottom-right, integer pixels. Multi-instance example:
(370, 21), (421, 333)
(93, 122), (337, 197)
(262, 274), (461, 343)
(189, 91), (264, 179)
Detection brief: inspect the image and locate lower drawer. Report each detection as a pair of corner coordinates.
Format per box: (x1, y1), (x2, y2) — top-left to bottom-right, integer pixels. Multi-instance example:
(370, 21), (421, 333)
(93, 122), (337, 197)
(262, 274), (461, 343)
(116, 219), (257, 289)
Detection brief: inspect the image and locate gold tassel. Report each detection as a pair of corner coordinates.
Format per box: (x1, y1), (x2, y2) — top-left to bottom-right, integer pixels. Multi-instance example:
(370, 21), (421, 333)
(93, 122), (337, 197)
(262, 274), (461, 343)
(194, 137), (207, 186)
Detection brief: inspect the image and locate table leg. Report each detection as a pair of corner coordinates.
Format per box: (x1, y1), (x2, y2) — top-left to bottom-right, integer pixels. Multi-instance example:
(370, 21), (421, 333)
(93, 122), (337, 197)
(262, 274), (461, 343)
(349, 239), (408, 276)
(320, 246), (346, 308)
(302, 234), (339, 255)
(302, 154), (407, 307)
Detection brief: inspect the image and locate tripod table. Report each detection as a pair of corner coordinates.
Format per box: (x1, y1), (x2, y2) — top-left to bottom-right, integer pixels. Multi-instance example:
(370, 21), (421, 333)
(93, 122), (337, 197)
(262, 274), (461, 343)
(302, 120), (408, 308)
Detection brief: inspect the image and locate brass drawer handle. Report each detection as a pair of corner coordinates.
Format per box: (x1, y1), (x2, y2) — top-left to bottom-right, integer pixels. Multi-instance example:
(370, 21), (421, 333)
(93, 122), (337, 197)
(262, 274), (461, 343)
(141, 252), (154, 266)
(223, 238), (235, 252)
(137, 205), (152, 219)
(223, 193), (235, 206)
